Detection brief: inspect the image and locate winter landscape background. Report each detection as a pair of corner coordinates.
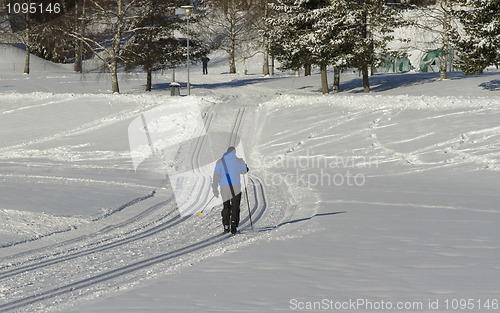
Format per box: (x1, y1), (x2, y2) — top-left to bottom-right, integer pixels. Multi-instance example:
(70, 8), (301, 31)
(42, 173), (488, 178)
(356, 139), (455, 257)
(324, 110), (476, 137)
(1, 27), (500, 313)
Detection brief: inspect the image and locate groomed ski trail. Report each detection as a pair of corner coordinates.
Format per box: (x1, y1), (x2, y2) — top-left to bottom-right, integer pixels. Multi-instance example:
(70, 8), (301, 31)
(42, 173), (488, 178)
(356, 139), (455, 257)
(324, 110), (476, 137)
(0, 95), (298, 313)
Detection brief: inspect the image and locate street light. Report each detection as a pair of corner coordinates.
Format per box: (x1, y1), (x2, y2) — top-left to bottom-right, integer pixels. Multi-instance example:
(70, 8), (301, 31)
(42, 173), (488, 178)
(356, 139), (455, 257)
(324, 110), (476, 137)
(181, 5), (193, 95)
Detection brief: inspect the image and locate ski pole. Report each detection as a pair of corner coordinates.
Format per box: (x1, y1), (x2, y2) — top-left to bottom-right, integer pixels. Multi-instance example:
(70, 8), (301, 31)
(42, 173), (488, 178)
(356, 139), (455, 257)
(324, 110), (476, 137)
(198, 195), (215, 216)
(244, 177), (254, 230)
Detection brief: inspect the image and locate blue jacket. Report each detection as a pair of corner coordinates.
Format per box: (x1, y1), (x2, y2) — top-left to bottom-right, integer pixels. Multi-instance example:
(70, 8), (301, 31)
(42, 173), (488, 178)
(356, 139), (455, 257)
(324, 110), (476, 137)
(213, 150), (248, 188)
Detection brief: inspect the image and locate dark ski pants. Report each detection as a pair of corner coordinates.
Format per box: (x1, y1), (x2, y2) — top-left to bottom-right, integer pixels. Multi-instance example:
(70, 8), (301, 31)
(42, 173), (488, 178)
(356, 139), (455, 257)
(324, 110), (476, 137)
(221, 192), (242, 228)
(203, 66), (208, 75)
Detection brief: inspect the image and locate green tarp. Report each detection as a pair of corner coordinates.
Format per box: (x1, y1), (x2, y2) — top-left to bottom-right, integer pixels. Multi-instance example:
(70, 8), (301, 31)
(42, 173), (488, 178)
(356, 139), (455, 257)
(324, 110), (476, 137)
(419, 49), (457, 73)
(375, 56), (413, 73)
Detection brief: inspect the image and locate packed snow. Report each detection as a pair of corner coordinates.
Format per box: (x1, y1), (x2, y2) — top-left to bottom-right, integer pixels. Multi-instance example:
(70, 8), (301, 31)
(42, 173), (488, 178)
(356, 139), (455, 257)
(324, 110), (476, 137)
(0, 45), (499, 313)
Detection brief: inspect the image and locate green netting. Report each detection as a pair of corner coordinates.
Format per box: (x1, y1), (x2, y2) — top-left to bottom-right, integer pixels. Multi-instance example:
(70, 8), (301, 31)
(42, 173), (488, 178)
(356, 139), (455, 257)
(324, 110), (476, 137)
(419, 49), (457, 73)
(420, 50), (442, 72)
(375, 56), (413, 73)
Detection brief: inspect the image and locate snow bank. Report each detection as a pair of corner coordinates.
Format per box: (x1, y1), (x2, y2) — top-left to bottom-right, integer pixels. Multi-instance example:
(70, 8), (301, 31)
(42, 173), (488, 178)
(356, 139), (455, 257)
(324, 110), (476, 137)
(265, 94), (500, 111)
(0, 44), (65, 73)
(0, 209), (89, 248)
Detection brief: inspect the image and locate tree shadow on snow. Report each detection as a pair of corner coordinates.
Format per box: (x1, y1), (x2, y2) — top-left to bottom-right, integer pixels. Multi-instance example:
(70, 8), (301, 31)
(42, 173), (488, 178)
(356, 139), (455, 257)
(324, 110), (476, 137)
(340, 71), (500, 93)
(479, 80), (500, 91)
(196, 76), (277, 90)
(340, 72), (441, 93)
(150, 76), (284, 91)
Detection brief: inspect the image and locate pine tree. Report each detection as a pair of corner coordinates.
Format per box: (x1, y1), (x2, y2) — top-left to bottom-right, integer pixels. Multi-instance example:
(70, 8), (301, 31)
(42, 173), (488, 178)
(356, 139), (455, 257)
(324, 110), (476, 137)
(454, 0), (500, 74)
(268, 0), (399, 93)
(267, 0), (313, 75)
(348, 0), (400, 92)
(122, 0), (181, 91)
(267, 0), (355, 93)
(123, 3), (207, 91)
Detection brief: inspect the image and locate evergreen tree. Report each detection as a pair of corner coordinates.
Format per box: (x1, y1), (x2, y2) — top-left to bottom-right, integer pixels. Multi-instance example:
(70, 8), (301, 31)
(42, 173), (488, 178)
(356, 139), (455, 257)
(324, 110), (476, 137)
(267, 0), (355, 93)
(122, 1), (181, 91)
(348, 0), (399, 92)
(123, 2), (209, 91)
(454, 0), (500, 74)
(268, 0), (399, 93)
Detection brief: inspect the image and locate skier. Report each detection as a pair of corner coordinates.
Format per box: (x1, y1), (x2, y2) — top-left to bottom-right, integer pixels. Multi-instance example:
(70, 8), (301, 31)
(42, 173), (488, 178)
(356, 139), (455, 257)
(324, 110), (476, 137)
(201, 55), (210, 75)
(212, 147), (249, 235)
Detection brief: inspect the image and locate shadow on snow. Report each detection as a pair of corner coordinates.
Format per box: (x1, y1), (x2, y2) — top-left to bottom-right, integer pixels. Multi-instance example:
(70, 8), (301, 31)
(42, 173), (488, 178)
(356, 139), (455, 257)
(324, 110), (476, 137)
(150, 76), (277, 91)
(257, 211), (346, 232)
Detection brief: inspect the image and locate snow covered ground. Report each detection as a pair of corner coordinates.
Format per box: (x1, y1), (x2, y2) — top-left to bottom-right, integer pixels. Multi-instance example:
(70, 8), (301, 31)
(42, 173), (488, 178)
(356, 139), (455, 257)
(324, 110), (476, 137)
(0, 46), (499, 312)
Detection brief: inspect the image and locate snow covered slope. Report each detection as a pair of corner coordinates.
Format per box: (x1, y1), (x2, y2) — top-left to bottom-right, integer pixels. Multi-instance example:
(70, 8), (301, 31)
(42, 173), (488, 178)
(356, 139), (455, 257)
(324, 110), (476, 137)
(68, 93), (500, 313)
(0, 54), (499, 312)
(0, 45), (64, 73)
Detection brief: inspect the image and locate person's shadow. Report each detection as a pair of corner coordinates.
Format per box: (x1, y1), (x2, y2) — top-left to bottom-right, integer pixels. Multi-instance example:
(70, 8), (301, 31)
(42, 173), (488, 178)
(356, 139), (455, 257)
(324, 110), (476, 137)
(257, 211), (346, 232)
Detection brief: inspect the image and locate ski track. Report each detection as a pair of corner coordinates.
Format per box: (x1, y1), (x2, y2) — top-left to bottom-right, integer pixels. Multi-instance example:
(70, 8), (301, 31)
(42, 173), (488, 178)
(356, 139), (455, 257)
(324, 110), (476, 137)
(0, 179), (207, 311)
(0, 174), (152, 190)
(0, 96), (292, 312)
(0, 96), (158, 154)
(0, 192), (174, 271)
(273, 103), (500, 176)
(1, 98), (73, 116)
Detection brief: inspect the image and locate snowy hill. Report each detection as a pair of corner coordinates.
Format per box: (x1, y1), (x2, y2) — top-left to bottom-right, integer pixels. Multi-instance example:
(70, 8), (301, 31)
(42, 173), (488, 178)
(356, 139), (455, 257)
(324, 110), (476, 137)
(0, 52), (499, 312)
(0, 44), (65, 73)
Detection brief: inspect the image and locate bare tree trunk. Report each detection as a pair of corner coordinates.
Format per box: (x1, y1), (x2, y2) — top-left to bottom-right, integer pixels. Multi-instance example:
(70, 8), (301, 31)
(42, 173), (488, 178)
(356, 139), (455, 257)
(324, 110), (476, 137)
(146, 68), (152, 92)
(440, 0), (451, 80)
(110, 0), (124, 93)
(74, 0), (85, 73)
(24, 12), (30, 74)
(361, 8), (370, 93)
(362, 63), (370, 93)
(228, 11), (237, 74)
(333, 67), (340, 92)
(304, 63), (311, 76)
(321, 64), (329, 94)
(263, 37), (270, 76)
(24, 38), (30, 74)
(229, 39), (236, 73)
(440, 42), (448, 80)
(271, 55), (274, 75)
(229, 44), (236, 74)
(110, 59), (119, 93)
(262, 1), (270, 76)
(74, 45), (82, 73)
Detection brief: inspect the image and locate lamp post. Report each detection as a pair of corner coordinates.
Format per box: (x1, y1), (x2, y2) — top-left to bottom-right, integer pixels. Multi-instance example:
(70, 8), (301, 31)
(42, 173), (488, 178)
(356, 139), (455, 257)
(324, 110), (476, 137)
(181, 5), (193, 95)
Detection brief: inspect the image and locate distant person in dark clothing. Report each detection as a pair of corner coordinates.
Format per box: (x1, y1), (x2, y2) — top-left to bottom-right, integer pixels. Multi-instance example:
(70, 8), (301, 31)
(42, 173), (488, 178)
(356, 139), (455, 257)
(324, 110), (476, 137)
(201, 55), (210, 75)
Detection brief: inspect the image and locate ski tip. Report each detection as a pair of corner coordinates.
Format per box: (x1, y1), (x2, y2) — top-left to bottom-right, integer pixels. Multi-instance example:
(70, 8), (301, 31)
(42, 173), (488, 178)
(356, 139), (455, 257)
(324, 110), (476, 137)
(198, 212), (202, 216)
